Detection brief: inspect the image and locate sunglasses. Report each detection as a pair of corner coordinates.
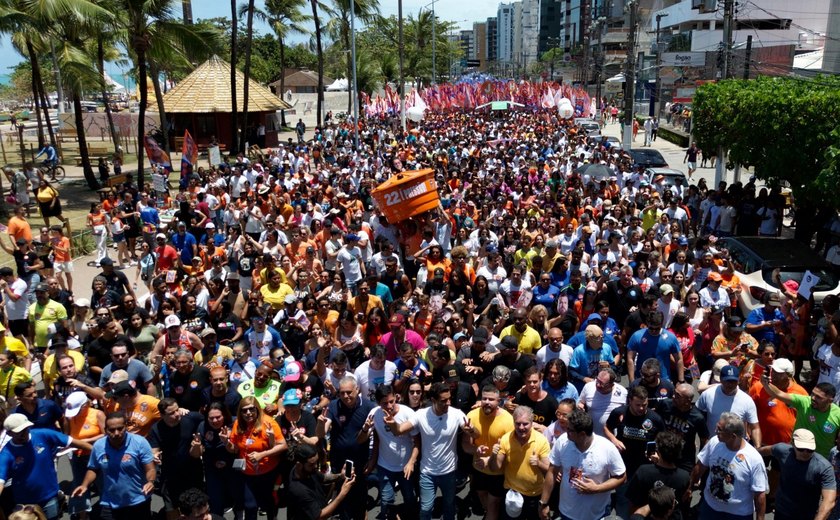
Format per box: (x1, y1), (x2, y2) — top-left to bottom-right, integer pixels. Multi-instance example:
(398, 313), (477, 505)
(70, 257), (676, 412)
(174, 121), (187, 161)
(241, 407), (257, 414)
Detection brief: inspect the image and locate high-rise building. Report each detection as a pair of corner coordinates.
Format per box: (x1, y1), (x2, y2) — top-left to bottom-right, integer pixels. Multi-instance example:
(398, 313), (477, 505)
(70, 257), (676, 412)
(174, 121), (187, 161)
(473, 22), (488, 70)
(497, 3), (516, 62)
(537, 0), (563, 56)
(487, 17), (498, 68)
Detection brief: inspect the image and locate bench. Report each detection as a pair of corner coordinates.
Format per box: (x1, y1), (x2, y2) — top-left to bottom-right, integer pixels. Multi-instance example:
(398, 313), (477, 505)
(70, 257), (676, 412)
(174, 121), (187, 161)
(87, 145), (109, 157)
(106, 173), (128, 188)
(59, 129), (78, 142)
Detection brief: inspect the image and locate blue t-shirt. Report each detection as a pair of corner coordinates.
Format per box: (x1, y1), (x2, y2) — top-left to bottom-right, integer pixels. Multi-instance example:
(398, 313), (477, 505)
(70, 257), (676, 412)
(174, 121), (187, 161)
(569, 343), (617, 386)
(543, 380), (579, 403)
(0, 429), (69, 504)
(567, 330), (619, 355)
(170, 232), (197, 264)
(14, 399), (62, 431)
(627, 328), (681, 381)
(532, 284), (561, 312)
(88, 433), (154, 508)
(745, 307), (785, 347)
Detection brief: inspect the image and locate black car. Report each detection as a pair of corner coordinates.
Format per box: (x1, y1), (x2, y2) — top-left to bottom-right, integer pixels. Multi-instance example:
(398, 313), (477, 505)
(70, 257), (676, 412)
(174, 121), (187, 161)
(627, 148), (668, 168)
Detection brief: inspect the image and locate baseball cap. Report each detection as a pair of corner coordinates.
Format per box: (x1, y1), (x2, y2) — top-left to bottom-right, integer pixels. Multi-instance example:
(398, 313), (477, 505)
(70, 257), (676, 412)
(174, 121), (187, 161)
(64, 392), (88, 418)
(4, 413), (33, 433)
(472, 327), (490, 343)
(226, 271), (240, 280)
(720, 365), (740, 382)
(792, 428), (817, 451)
(500, 336), (519, 351)
(100, 257), (114, 266)
(108, 369), (130, 385)
(112, 380), (137, 397)
(770, 358), (795, 375)
(453, 332), (467, 341)
(725, 316), (744, 332)
(74, 298), (91, 308)
(156, 233), (167, 240)
(389, 314), (406, 326)
(34, 282), (49, 292)
(677, 236), (689, 246)
(282, 388), (303, 406)
(659, 284), (674, 295)
(283, 360), (304, 383)
(165, 315), (181, 329)
(205, 222), (216, 229)
(766, 292), (782, 307)
(708, 272), (722, 282)
(284, 294), (297, 305)
(444, 366), (460, 382)
(344, 233), (360, 242)
(199, 327), (217, 338)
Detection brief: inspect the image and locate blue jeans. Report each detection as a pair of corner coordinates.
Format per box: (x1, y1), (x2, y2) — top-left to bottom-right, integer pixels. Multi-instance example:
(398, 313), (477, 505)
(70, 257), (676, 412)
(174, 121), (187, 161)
(378, 466), (416, 520)
(419, 471), (456, 520)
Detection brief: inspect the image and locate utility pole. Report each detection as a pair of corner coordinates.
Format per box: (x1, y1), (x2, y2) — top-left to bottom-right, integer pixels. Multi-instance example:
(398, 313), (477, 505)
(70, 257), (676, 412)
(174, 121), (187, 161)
(350, 0), (359, 150)
(399, 0), (406, 130)
(715, 0), (735, 186)
(743, 34), (752, 79)
(653, 13), (668, 119)
(622, 0), (638, 149)
(431, 0), (437, 85)
(581, 0), (591, 89)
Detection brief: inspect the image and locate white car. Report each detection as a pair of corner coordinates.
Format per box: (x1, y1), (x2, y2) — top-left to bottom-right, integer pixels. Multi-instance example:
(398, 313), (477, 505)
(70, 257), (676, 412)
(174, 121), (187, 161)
(718, 237), (840, 314)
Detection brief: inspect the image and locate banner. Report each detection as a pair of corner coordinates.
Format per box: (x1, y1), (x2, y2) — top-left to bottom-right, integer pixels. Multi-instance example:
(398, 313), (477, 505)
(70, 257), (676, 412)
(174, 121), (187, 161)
(208, 146), (221, 167)
(661, 52), (705, 67)
(180, 129), (198, 177)
(143, 134), (171, 172)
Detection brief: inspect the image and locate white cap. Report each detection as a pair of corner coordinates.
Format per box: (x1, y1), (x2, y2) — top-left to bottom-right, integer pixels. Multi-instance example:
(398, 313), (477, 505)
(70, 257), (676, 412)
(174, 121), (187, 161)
(64, 392), (88, 418)
(4, 413), (33, 433)
(164, 315), (181, 328)
(156, 233), (167, 240)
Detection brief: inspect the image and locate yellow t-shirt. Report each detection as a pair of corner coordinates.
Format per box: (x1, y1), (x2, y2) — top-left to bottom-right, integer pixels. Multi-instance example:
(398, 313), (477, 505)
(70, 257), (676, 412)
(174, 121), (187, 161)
(500, 325), (543, 355)
(236, 378), (282, 409)
(0, 365), (31, 401)
(466, 407), (514, 476)
(42, 349), (86, 389)
(28, 300), (68, 348)
(498, 429), (551, 496)
(260, 282), (294, 311)
(194, 345), (234, 367)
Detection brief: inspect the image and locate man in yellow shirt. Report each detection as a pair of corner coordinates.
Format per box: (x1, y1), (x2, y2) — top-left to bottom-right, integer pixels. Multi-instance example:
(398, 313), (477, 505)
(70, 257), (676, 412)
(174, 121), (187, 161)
(491, 405), (551, 518)
(462, 386), (515, 520)
(500, 308), (542, 355)
(41, 338), (85, 395)
(0, 323), (29, 370)
(28, 283), (68, 351)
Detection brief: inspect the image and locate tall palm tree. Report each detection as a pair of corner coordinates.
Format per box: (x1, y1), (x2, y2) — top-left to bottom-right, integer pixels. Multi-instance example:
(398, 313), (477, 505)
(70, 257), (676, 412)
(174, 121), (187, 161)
(326, 0), (380, 112)
(230, 0), (239, 154)
(242, 0), (256, 154)
(310, 0), (324, 127)
(251, 0), (310, 127)
(182, 0), (193, 24)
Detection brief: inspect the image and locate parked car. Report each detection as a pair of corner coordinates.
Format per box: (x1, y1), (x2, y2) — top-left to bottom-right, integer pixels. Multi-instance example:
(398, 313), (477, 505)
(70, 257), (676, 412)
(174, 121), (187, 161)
(717, 236), (840, 314)
(645, 168), (688, 194)
(592, 135), (622, 151)
(627, 148), (668, 168)
(575, 118), (601, 136)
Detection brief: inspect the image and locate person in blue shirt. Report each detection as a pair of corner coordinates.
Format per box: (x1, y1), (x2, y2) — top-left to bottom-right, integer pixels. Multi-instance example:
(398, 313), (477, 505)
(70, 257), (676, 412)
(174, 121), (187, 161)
(567, 314), (619, 354)
(171, 221), (198, 265)
(626, 311), (684, 384)
(35, 143), (58, 168)
(569, 324), (620, 391)
(244, 315), (284, 361)
(0, 413), (92, 519)
(72, 411), (156, 518)
(533, 273), (561, 314)
(14, 381), (62, 430)
(744, 291), (786, 348)
(139, 200), (160, 229)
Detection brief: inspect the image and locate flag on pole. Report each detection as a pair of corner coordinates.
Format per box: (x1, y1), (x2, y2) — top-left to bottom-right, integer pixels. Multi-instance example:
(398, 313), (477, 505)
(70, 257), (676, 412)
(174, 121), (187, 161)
(143, 134), (171, 172)
(181, 129), (198, 180)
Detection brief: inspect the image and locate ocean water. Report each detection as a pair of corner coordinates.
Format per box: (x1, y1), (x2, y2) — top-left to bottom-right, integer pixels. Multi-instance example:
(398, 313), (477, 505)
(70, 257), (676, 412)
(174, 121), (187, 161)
(0, 74), (9, 86)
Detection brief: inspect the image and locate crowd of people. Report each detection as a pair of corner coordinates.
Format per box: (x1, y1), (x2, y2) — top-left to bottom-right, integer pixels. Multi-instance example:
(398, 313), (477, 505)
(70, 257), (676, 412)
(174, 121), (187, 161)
(0, 106), (836, 520)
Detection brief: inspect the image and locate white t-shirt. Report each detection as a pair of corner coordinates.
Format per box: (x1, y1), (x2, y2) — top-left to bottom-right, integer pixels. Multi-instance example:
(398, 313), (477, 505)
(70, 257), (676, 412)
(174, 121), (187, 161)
(656, 298), (681, 328)
(817, 344), (840, 404)
(476, 265), (507, 295)
(756, 207), (779, 235)
(410, 406), (466, 476)
(336, 246), (363, 285)
(5, 279), (28, 321)
(535, 343), (574, 372)
(696, 385), (759, 436)
(368, 405), (418, 472)
(549, 433), (626, 520)
(354, 360), (398, 402)
(579, 382), (628, 437)
(697, 436), (767, 516)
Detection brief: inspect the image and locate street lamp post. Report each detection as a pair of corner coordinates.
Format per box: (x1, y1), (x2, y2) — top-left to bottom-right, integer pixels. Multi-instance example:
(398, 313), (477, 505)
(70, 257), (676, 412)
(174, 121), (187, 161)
(350, 0), (359, 150)
(653, 13), (668, 119)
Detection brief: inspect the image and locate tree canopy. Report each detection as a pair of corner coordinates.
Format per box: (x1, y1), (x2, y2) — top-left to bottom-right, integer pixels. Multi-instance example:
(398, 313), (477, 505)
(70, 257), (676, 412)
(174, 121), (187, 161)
(692, 76), (840, 205)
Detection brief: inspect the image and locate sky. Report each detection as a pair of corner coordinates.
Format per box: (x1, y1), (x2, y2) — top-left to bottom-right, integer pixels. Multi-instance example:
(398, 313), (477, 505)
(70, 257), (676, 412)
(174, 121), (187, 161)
(0, 0), (501, 86)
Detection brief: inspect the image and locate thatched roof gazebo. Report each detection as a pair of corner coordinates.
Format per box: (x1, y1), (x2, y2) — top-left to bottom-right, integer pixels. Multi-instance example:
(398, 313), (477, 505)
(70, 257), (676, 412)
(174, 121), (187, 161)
(163, 56), (291, 149)
(269, 69), (334, 94)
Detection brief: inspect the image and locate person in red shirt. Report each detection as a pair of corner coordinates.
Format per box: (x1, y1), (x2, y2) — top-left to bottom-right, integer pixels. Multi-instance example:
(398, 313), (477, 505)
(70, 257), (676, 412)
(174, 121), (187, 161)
(154, 233), (181, 276)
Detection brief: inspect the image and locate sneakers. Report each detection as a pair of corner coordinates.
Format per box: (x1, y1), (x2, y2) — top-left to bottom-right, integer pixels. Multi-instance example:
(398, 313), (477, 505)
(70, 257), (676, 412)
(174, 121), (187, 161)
(129, 260), (138, 267)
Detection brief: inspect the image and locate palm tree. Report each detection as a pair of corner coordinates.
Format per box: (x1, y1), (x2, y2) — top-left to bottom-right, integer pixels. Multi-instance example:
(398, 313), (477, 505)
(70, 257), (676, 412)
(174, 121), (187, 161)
(252, 0), (310, 127)
(326, 0), (380, 112)
(182, 0), (193, 24)
(310, 0), (324, 128)
(230, 0), (239, 154)
(242, 0), (256, 154)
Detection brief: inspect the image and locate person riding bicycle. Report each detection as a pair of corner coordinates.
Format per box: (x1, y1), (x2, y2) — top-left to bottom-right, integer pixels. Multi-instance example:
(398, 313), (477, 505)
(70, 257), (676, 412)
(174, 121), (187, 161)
(35, 143), (58, 170)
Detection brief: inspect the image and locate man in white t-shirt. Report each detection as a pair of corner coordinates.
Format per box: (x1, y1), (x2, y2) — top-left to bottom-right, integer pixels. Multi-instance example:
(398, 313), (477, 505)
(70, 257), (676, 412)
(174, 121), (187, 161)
(539, 408), (626, 520)
(696, 365), (761, 447)
(336, 234), (365, 290)
(387, 382), (470, 520)
(691, 411), (767, 519)
(578, 368), (628, 437)
(354, 344), (398, 402)
(535, 328), (574, 371)
(359, 385), (419, 520)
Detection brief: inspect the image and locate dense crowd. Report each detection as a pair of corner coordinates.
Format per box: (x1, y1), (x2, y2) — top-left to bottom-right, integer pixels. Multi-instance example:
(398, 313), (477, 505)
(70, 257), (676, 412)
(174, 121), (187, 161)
(0, 107), (837, 520)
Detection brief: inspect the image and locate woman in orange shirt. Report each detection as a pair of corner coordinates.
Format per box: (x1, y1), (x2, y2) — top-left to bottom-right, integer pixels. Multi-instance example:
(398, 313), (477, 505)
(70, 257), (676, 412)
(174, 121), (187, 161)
(65, 392), (105, 519)
(227, 396), (287, 520)
(49, 224), (73, 292)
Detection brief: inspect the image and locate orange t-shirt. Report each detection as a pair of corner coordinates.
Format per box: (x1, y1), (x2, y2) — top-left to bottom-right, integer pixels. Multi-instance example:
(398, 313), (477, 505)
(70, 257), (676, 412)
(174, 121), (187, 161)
(230, 416), (285, 475)
(52, 236), (71, 262)
(7, 217), (32, 244)
(69, 406), (102, 455)
(113, 394), (161, 437)
(748, 379), (808, 445)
